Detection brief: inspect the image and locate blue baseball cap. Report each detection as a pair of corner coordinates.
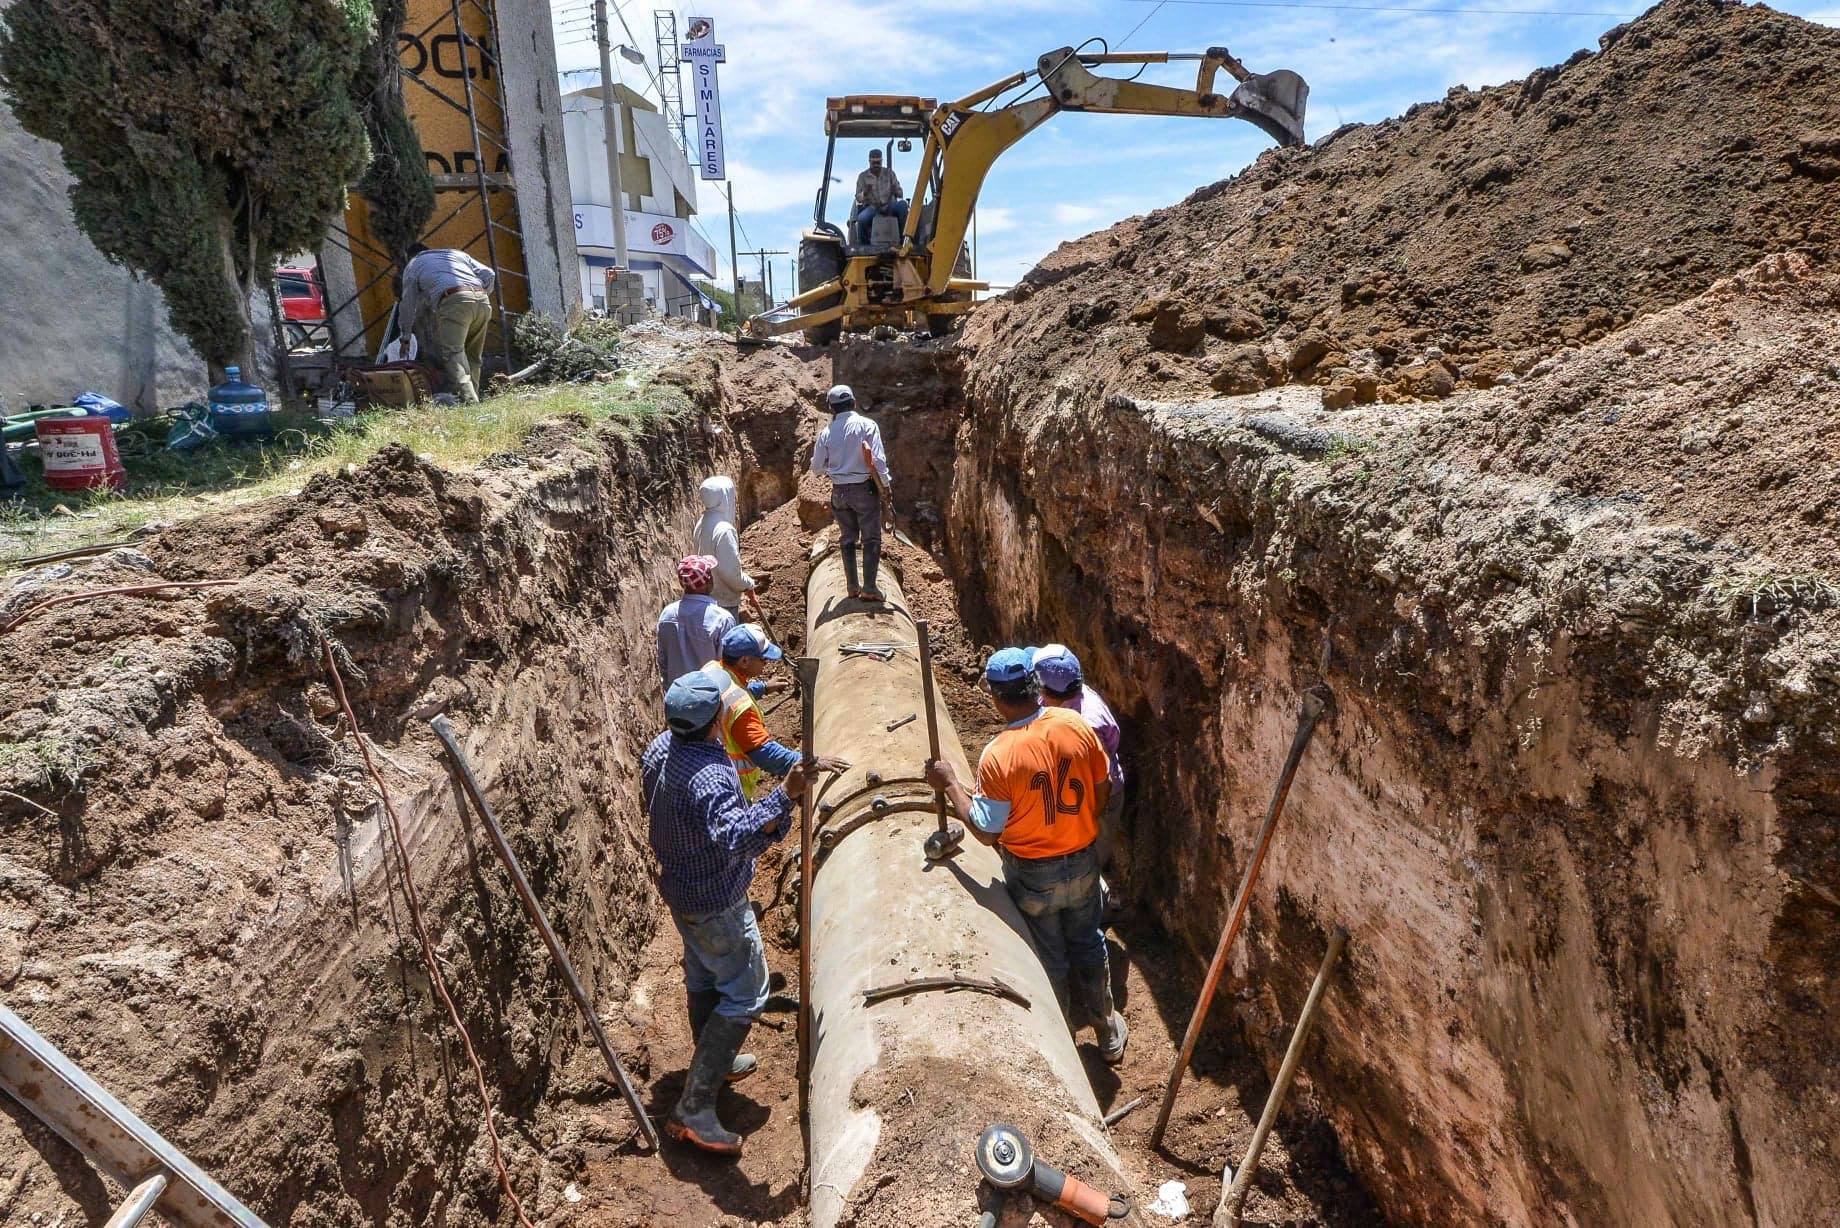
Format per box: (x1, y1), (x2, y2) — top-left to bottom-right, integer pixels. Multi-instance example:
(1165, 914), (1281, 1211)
(721, 623), (782, 662)
(985, 647), (1040, 696)
(1031, 643), (1083, 693)
(665, 670), (724, 734)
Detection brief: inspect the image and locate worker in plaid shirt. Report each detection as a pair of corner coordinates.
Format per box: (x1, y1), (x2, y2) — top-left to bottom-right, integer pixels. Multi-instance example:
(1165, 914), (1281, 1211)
(642, 670), (810, 1156)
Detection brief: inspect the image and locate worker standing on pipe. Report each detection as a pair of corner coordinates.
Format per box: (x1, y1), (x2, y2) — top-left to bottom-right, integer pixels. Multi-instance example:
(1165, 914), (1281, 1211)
(809, 384), (893, 603)
(923, 649), (1129, 1063)
(1032, 644), (1127, 889)
(694, 476), (757, 614)
(656, 555), (735, 690)
(643, 671), (813, 1155)
(705, 625), (850, 800)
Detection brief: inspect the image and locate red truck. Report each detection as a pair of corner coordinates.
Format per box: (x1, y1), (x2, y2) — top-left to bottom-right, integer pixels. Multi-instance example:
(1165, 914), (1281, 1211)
(277, 266), (325, 321)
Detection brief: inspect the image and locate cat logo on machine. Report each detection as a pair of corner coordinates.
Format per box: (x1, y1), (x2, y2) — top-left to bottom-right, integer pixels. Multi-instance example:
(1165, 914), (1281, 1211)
(940, 111), (964, 142)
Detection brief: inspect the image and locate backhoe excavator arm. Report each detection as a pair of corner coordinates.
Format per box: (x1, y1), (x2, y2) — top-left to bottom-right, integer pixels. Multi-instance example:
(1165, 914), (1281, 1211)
(742, 45), (1305, 340)
(906, 46), (1308, 296)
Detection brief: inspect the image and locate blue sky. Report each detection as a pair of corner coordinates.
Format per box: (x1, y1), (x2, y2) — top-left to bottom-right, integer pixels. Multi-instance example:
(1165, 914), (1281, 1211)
(550, 0), (1840, 292)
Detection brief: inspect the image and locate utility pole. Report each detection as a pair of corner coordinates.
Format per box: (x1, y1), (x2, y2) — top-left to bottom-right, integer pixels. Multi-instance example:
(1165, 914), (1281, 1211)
(739, 247), (788, 309)
(593, 0), (629, 269)
(726, 184), (742, 331)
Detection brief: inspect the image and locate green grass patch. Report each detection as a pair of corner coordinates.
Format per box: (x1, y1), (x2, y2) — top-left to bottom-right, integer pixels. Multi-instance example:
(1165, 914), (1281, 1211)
(1322, 435), (1375, 462)
(0, 736), (86, 790)
(1, 383), (677, 564)
(1700, 571), (1840, 619)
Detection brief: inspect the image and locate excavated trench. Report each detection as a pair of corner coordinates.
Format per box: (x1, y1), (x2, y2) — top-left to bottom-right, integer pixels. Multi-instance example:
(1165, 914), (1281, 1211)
(0, 336), (1383, 1228)
(3, 262), (1837, 1228)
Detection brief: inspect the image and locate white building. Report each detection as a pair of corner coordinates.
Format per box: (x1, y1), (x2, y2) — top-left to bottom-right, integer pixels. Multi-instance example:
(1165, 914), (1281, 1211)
(562, 83), (718, 317)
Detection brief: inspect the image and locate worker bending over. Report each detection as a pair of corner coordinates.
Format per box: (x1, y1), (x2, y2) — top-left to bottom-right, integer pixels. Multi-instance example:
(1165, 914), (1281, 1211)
(656, 555), (733, 690)
(809, 384), (893, 602)
(924, 649), (1129, 1063)
(397, 243), (495, 403)
(694, 476), (757, 614)
(1032, 645), (1126, 881)
(851, 148), (908, 246)
(705, 625), (850, 800)
(643, 671), (810, 1154)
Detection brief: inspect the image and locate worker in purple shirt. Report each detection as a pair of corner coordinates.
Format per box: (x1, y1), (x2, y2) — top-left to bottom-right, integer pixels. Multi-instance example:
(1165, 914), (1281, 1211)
(1032, 644), (1126, 879)
(642, 671), (810, 1156)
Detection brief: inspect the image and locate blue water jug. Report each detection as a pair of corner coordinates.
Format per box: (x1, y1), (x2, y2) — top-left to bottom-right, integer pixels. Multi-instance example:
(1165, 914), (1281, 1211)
(209, 366), (272, 440)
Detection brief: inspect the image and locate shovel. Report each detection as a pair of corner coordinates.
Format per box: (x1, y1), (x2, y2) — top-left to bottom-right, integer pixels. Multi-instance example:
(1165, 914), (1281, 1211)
(859, 440), (917, 549)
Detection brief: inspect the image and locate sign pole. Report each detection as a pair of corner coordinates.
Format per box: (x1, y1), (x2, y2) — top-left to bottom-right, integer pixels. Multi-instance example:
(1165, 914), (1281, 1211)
(593, 0), (630, 269)
(726, 184), (742, 332)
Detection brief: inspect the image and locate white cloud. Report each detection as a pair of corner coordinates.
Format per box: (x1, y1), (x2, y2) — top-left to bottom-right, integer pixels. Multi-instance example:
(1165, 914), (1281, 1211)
(552, 0), (1689, 290)
(974, 206), (1018, 236)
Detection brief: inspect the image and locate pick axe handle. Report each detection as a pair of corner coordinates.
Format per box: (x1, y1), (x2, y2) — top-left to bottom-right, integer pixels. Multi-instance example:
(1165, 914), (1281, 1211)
(746, 591), (800, 695)
(915, 619), (948, 833)
(859, 441), (894, 523)
(1149, 684), (1332, 1150)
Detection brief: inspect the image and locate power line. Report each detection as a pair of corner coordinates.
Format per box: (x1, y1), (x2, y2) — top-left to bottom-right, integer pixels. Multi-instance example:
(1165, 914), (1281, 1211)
(1121, 0), (1637, 16)
(1118, 0), (1170, 46)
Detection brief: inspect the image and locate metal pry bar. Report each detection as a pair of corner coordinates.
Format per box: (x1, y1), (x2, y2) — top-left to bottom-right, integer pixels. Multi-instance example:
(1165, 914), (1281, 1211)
(861, 975), (1031, 1009)
(429, 714), (660, 1154)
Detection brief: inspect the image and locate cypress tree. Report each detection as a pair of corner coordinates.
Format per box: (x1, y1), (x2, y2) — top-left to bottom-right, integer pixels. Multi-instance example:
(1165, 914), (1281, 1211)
(0, 0), (376, 375)
(354, 0), (435, 266)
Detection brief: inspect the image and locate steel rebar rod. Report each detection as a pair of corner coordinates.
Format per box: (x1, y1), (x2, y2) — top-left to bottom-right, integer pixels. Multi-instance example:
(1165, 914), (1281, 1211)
(428, 714), (659, 1153)
(916, 619), (948, 837)
(1214, 926), (1349, 1227)
(796, 655), (820, 1161)
(102, 1174), (169, 1228)
(1150, 683), (1332, 1149)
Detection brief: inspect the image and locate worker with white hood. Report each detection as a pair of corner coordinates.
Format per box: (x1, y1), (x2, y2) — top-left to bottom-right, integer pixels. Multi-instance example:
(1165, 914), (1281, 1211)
(694, 476), (756, 614)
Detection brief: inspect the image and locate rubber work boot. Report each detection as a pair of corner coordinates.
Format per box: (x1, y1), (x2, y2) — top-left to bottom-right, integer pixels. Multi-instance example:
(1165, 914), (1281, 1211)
(842, 546), (862, 599)
(1075, 962), (1130, 1065)
(666, 1014), (753, 1155)
(686, 989), (757, 1083)
(862, 542), (885, 602)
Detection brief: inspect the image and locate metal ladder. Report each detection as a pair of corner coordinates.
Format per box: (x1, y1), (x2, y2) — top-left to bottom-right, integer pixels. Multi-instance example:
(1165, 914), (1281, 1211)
(0, 1004), (269, 1228)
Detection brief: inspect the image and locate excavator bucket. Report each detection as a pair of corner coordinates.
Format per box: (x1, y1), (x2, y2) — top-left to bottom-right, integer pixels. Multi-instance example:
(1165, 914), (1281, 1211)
(1231, 69), (1309, 147)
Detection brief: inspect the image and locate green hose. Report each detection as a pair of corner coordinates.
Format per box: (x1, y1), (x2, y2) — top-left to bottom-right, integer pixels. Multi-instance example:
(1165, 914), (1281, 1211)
(3, 407), (82, 442)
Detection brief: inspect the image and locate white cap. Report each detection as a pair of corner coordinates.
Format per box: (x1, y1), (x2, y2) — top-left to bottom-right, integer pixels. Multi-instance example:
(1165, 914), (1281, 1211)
(826, 384), (855, 407)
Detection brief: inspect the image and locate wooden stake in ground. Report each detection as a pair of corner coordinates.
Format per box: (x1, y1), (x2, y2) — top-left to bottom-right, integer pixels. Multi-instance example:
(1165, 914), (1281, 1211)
(1214, 926), (1349, 1227)
(796, 656), (821, 1137)
(1150, 684), (1332, 1150)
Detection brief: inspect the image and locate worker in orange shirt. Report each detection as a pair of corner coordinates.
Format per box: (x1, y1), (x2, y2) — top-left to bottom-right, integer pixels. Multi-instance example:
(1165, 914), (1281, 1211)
(924, 648), (1128, 1063)
(704, 625), (849, 799)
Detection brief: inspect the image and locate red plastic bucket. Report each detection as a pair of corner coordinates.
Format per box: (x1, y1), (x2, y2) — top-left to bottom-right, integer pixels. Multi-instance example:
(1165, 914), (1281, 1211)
(36, 416), (126, 492)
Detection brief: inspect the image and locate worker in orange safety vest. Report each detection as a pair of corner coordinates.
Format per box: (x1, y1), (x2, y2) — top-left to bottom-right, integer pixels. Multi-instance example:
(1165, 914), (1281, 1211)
(703, 624), (849, 799)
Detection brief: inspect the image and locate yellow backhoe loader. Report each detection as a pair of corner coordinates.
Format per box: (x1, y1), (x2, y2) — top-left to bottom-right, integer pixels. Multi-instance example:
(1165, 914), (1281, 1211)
(745, 45), (1308, 344)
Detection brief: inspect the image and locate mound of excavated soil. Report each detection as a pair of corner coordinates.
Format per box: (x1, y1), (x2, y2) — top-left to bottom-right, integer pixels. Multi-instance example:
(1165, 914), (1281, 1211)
(1419, 252), (1840, 576)
(967, 0), (1840, 408)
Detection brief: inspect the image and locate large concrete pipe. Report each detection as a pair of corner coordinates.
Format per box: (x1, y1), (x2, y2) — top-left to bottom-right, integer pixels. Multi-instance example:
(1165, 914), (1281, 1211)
(802, 541), (1135, 1227)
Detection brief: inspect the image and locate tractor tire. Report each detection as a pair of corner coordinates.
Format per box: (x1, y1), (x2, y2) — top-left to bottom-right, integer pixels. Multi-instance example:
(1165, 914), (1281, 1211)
(797, 236), (845, 347)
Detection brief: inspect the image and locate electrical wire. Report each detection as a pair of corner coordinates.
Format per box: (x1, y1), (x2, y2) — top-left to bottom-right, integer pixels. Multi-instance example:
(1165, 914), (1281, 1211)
(1121, 0), (1638, 16)
(318, 631), (538, 1228)
(1117, 0), (1170, 47)
(4, 576), (544, 1227)
(0, 580), (238, 635)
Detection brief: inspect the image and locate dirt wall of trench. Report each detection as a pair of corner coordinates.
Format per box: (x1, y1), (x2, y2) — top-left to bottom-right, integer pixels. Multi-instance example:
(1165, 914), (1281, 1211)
(942, 275), (1839, 1224)
(0, 360), (802, 1224)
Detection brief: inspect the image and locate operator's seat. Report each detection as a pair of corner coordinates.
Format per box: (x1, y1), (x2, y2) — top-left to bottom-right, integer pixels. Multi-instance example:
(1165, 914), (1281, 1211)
(867, 212), (903, 249)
